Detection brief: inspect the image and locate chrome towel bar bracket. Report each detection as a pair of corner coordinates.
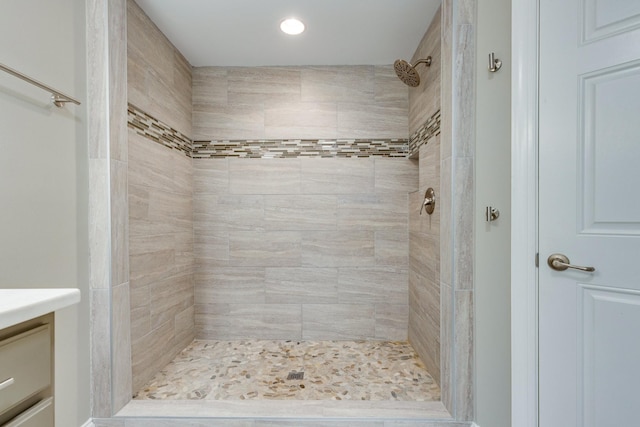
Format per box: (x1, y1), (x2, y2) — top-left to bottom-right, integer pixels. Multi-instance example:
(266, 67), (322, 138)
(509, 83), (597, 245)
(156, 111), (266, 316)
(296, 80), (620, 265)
(0, 62), (81, 107)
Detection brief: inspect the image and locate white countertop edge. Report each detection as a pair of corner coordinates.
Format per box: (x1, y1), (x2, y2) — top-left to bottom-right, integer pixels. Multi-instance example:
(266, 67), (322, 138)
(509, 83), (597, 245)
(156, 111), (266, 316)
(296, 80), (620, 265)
(0, 288), (81, 330)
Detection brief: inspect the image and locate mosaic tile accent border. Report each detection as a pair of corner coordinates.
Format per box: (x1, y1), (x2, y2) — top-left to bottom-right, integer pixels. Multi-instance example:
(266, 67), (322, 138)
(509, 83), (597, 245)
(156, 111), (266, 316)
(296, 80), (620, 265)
(127, 103), (414, 159)
(191, 138), (409, 159)
(408, 110), (441, 158)
(127, 103), (192, 156)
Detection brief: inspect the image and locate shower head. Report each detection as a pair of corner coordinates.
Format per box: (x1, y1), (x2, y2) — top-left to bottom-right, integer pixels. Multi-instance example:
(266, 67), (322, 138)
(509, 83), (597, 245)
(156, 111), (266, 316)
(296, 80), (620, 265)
(393, 56), (432, 87)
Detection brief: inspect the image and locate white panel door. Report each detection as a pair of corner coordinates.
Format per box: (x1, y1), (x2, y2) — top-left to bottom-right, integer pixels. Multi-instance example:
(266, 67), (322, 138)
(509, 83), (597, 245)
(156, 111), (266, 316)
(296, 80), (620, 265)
(539, 0), (640, 426)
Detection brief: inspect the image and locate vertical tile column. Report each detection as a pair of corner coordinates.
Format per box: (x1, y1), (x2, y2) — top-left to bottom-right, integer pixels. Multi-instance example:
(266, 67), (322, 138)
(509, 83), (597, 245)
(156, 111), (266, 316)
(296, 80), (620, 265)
(87, 0), (132, 417)
(440, 0), (476, 421)
(126, 0), (195, 393)
(109, 0), (133, 413)
(407, 7), (442, 388)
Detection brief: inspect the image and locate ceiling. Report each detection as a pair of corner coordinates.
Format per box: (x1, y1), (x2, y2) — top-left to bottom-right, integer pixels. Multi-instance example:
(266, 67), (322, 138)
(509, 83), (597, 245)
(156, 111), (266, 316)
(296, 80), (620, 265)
(135, 0), (441, 67)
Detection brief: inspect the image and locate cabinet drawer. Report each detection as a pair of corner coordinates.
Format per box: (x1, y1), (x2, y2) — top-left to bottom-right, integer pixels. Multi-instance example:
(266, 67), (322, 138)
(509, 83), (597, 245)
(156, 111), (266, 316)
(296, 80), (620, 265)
(4, 397), (53, 427)
(0, 325), (51, 415)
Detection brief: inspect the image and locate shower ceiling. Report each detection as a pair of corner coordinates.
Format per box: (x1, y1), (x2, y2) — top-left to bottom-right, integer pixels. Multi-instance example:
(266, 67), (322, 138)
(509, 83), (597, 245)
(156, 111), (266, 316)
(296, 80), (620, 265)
(134, 0), (441, 67)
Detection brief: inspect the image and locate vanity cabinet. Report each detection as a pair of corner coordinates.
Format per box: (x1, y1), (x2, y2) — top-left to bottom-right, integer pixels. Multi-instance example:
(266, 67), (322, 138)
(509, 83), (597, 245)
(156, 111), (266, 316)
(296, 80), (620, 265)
(0, 314), (53, 427)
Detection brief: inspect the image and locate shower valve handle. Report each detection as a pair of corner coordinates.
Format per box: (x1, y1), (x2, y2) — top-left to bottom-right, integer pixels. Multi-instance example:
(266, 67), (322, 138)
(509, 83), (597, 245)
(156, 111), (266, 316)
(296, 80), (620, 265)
(420, 188), (436, 216)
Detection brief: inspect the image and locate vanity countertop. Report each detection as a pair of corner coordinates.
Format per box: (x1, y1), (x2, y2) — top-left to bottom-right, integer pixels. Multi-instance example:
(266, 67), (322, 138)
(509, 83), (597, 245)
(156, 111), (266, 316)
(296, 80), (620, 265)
(0, 288), (81, 330)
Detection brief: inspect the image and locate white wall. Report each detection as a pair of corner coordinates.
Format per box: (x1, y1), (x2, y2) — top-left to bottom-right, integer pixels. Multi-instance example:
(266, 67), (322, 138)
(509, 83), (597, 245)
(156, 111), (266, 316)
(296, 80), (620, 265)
(474, 0), (512, 426)
(0, 0), (90, 425)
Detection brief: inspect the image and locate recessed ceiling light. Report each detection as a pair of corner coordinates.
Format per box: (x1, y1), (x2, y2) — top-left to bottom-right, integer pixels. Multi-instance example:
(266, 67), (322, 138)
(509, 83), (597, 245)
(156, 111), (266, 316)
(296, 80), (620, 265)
(280, 18), (305, 35)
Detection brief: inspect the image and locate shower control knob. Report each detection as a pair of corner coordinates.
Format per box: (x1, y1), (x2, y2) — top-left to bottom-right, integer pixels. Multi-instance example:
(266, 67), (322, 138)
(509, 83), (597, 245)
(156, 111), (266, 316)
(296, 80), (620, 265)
(420, 188), (436, 215)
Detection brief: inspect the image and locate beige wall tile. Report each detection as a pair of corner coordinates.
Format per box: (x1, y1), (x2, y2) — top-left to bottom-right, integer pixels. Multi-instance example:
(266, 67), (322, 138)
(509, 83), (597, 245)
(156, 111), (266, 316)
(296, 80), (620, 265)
(409, 231), (437, 283)
(186, 57), (416, 345)
(112, 282), (132, 410)
(264, 195), (337, 231)
(265, 268), (338, 304)
(127, 0), (196, 390)
(192, 67), (228, 106)
(440, 282), (453, 412)
(150, 272), (193, 328)
(111, 160), (129, 287)
(129, 284), (150, 318)
(196, 304), (302, 340)
(175, 231), (194, 271)
(129, 246), (174, 288)
(194, 230), (229, 266)
(419, 137), (439, 192)
(193, 104), (265, 140)
(195, 267), (265, 304)
(264, 102), (337, 139)
(193, 158), (229, 194)
(128, 132), (175, 190)
(229, 231), (302, 267)
(109, 0), (128, 164)
(454, 157), (474, 290)
(91, 289), (112, 417)
(333, 66), (376, 102)
(194, 194), (264, 232)
(130, 305), (150, 342)
(406, 7), (443, 393)
(455, 289), (474, 420)
(374, 158), (418, 193)
(192, 155), (410, 341)
(375, 65), (410, 103)
(175, 305), (196, 347)
(229, 158), (301, 195)
(302, 304), (375, 340)
(440, 157), (452, 288)
(409, 6), (442, 136)
(338, 102), (408, 139)
(301, 231), (375, 268)
(408, 269), (440, 385)
(131, 319), (176, 392)
(300, 158), (374, 194)
(338, 267), (408, 305)
(376, 304), (409, 340)
(337, 193), (408, 231)
(127, 0), (192, 136)
(129, 232), (174, 256)
(300, 66), (375, 103)
(172, 153), (194, 194)
(228, 67), (300, 104)
(89, 160), (111, 291)
(193, 65), (408, 141)
(300, 67), (340, 102)
(374, 231), (409, 267)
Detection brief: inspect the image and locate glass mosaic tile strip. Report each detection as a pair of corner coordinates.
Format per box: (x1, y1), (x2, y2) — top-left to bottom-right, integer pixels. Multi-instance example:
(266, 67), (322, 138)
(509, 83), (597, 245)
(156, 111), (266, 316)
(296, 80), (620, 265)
(127, 103), (413, 159)
(127, 103), (192, 156)
(408, 110), (441, 158)
(191, 139), (409, 159)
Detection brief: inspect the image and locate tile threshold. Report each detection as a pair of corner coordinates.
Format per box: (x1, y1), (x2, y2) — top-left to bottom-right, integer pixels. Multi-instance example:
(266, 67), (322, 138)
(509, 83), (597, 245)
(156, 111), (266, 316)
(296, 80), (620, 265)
(116, 399), (453, 421)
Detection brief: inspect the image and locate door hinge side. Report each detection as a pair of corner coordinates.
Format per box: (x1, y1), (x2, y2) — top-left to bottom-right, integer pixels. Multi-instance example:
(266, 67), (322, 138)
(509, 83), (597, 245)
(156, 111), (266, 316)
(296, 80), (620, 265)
(535, 252), (539, 267)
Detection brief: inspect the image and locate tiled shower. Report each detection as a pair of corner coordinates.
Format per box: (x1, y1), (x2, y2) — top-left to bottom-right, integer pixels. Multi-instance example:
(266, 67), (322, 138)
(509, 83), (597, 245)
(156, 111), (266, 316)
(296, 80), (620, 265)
(126, 0), (442, 403)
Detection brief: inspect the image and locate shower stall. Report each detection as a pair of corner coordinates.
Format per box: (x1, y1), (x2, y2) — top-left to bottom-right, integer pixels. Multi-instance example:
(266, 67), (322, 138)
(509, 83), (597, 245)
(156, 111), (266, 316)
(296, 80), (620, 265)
(88, 0), (476, 424)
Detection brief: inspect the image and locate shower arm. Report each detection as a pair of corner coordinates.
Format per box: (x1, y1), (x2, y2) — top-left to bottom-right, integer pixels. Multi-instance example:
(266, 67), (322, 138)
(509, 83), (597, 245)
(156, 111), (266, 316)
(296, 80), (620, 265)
(413, 57), (432, 68)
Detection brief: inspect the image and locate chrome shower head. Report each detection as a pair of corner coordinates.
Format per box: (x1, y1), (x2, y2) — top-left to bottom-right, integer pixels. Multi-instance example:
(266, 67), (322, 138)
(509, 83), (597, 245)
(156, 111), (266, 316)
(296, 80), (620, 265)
(393, 56), (432, 87)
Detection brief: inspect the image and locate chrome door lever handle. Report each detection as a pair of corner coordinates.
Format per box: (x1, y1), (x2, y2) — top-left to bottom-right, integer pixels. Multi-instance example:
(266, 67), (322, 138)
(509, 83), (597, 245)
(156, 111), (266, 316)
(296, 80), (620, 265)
(547, 253), (595, 272)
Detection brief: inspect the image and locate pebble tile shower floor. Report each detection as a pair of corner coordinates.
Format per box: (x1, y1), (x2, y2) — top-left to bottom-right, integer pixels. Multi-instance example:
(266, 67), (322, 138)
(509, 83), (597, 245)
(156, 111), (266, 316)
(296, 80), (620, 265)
(134, 340), (441, 401)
